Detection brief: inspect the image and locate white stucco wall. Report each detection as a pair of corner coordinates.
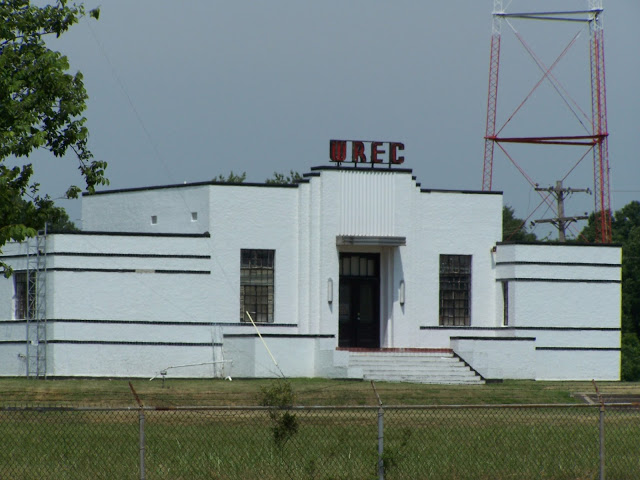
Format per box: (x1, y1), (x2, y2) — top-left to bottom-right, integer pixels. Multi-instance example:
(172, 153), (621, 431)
(46, 234), (213, 322)
(535, 349), (620, 381)
(494, 243), (621, 380)
(410, 190), (503, 335)
(51, 344), (218, 378)
(451, 337), (536, 380)
(207, 184), (299, 326)
(223, 336), (320, 378)
(82, 184), (211, 234)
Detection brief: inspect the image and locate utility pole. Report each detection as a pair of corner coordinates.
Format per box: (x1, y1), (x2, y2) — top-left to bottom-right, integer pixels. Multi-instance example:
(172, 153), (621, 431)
(534, 181), (589, 242)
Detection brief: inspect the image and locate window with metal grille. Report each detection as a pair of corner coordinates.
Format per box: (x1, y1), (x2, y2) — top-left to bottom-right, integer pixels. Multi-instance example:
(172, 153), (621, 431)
(14, 271), (36, 320)
(439, 255), (471, 326)
(240, 249), (275, 323)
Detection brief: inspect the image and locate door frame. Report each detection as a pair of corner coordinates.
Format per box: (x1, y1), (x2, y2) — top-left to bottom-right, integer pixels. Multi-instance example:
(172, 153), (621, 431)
(338, 252), (381, 348)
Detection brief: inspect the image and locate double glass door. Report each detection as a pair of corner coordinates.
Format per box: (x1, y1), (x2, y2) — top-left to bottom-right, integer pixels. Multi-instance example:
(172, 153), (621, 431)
(338, 253), (380, 348)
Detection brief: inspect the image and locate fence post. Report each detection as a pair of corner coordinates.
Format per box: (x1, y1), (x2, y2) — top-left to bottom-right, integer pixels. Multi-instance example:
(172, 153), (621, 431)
(371, 381), (384, 480)
(593, 380), (605, 480)
(139, 409), (146, 480)
(129, 382), (146, 480)
(378, 404), (384, 480)
(599, 403), (605, 480)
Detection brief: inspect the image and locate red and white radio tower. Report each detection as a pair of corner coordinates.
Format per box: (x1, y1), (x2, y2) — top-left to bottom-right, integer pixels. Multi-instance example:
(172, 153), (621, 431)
(482, 0), (612, 243)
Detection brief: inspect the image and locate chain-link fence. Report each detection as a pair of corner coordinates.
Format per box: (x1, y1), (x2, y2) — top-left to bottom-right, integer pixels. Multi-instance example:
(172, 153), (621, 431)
(1, 403), (639, 479)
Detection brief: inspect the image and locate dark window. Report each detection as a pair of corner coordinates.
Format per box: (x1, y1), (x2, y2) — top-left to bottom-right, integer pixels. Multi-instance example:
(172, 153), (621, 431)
(14, 271), (36, 320)
(502, 281), (509, 326)
(240, 249), (275, 323)
(439, 255), (471, 326)
(339, 254), (378, 277)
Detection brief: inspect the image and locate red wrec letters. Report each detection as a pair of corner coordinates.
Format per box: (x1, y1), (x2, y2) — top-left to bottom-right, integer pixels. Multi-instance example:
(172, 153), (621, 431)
(330, 140), (405, 165)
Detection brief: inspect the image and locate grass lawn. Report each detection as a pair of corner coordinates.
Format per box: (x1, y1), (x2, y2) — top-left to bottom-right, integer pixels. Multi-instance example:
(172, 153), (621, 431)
(1, 377), (639, 407)
(2, 378), (640, 479)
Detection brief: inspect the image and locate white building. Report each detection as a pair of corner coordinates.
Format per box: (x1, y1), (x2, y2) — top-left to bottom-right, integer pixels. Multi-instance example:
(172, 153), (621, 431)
(0, 162), (622, 382)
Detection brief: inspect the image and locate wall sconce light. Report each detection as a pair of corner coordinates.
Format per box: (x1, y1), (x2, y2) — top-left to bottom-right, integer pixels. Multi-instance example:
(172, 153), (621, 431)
(399, 280), (405, 306)
(327, 278), (333, 304)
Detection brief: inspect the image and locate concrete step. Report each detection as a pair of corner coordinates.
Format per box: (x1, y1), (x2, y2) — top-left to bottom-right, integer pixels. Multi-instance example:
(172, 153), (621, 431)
(347, 350), (484, 385)
(361, 367), (478, 376)
(363, 374), (484, 385)
(348, 350), (455, 358)
(350, 358), (466, 368)
(353, 363), (475, 372)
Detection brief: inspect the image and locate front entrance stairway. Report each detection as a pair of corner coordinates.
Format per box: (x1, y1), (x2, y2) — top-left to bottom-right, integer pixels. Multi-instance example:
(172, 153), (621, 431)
(346, 349), (484, 385)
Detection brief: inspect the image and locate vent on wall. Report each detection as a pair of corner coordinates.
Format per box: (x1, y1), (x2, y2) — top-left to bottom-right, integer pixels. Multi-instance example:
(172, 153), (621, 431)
(151, 215), (158, 225)
(191, 212), (198, 222)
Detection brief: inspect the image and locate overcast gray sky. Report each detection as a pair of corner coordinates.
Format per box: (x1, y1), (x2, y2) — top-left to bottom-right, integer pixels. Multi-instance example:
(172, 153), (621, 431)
(22, 1), (640, 237)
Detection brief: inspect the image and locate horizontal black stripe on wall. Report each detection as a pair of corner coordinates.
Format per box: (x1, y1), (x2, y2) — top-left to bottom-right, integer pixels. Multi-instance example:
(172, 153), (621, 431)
(420, 188), (502, 195)
(536, 347), (620, 351)
(512, 326), (620, 332)
(420, 326), (620, 332)
(48, 268), (210, 275)
(56, 231), (211, 238)
(224, 334), (335, 339)
(496, 241), (622, 248)
(0, 340), (29, 345)
(496, 261), (621, 268)
(497, 277), (620, 284)
(2, 252), (211, 261)
(47, 340), (222, 347)
(450, 336), (535, 341)
(421, 326), (508, 331)
(0, 319), (299, 327)
(52, 252), (211, 259)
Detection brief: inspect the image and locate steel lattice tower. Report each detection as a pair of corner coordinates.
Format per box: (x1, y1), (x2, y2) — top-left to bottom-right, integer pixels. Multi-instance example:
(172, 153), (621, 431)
(482, 0), (612, 243)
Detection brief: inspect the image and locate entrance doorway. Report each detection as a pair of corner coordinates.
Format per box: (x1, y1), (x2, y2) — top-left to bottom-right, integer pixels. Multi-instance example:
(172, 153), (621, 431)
(338, 253), (380, 348)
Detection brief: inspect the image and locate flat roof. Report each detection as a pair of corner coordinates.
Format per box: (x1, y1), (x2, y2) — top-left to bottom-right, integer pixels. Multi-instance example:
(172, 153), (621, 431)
(84, 165), (503, 197)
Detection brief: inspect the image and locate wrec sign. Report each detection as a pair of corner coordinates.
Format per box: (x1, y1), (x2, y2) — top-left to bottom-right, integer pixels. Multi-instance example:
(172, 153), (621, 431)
(330, 140), (405, 166)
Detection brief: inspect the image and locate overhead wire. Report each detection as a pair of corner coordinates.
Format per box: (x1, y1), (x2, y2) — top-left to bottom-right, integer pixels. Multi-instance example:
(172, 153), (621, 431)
(40, 18), (287, 381)
(83, 18), (200, 219)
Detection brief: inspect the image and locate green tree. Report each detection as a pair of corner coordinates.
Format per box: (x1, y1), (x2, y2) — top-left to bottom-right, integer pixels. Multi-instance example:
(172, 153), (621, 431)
(612, 203), (640, 340)
(621, 333), (640, 381)
(3, 192), (77, 235)
(1, 1), (106, 277)
(212, 171), (246, 183)
(502, 206), (537, 242)
(265, 170), (303, 185)
(580, 201), (640, 380)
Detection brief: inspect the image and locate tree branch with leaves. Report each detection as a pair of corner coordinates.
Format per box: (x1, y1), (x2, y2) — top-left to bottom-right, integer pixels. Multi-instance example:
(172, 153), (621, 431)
(0, 0), (106, 277)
